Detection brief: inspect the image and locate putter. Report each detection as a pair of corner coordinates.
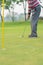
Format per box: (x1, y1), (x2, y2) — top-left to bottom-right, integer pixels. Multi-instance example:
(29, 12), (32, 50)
(19, 0), (30, 38)
(19, 0), (27, 38)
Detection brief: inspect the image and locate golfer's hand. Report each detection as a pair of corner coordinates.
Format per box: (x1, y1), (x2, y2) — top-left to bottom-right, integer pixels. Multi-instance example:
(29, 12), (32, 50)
(28, 15), (30, 19)
(27, 14), (30, 20)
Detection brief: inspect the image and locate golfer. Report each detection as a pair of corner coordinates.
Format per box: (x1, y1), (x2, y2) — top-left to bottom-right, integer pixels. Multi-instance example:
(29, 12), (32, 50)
(28, 0), (41, 37)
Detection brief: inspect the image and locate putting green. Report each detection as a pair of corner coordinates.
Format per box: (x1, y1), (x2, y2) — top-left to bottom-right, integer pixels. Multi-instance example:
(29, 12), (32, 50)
(0, 20), (43, 65)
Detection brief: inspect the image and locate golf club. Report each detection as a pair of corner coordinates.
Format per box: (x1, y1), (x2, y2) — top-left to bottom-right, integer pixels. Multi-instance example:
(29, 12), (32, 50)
(19, 0), (30, 38)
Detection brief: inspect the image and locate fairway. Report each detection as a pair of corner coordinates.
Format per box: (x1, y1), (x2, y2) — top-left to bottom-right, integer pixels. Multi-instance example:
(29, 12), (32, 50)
(0, 20), (43, 65)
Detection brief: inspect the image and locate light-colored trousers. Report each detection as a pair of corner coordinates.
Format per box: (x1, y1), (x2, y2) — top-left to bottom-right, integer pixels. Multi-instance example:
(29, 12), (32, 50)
(30, 5), (41, 35)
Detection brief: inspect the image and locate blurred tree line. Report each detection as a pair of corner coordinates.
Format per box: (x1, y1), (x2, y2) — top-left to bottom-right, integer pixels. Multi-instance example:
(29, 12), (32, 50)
(0, 0), (27, 21)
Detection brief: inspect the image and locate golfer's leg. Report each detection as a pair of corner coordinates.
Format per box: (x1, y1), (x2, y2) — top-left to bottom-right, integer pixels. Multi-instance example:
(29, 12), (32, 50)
(31, 5), (41, 36)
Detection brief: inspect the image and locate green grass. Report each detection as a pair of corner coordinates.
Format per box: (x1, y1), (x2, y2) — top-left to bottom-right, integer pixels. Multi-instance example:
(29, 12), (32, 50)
(0, 20), (43, 65)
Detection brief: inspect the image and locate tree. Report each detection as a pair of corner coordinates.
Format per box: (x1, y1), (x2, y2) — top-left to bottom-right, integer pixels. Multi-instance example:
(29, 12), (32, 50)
(0, 0), (27, 21)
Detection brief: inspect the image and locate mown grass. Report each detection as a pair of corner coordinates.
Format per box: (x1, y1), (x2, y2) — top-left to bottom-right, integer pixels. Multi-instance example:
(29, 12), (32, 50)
(0, 19), (43, 65)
